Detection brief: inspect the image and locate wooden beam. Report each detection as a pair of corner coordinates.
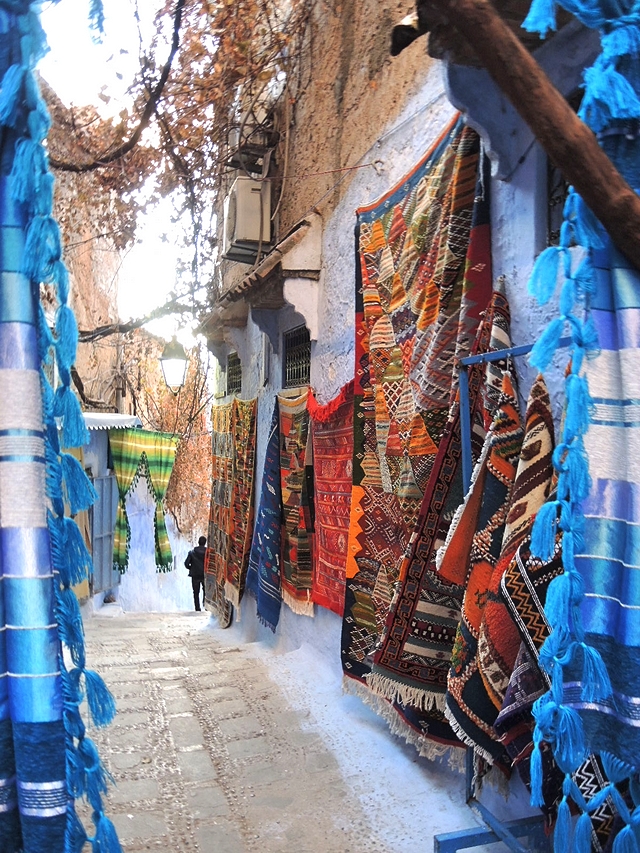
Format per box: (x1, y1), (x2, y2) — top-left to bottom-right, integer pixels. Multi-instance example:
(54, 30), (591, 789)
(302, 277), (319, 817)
(420, 0), (640, 269)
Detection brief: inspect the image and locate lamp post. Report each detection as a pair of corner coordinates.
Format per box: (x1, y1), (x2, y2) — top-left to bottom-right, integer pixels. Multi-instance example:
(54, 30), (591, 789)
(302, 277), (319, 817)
(160, 336), (189, 394)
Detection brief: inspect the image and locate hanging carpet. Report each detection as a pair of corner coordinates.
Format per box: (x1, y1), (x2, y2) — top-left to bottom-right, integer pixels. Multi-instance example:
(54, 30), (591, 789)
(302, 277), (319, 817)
(278, 389), (314, 616)
(224, 398), (258, 608)
(204, 404), (234, 624)
(440, 370), (523, 764)
(246, 400), (283, 631)
(477, 374), (555, 712)
(342, 116), (492, 686)
(308, 381), (354, 616)
(363, 289), (510, 754)
(109, 427), (179, 573)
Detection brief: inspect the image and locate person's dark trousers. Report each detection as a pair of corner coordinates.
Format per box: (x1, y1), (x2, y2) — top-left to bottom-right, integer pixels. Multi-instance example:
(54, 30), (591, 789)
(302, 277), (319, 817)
(191, 576), (204, 611)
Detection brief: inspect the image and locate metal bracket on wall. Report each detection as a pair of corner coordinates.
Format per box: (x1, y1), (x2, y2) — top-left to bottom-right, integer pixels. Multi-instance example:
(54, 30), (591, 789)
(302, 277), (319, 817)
(437, 337), (572, 853)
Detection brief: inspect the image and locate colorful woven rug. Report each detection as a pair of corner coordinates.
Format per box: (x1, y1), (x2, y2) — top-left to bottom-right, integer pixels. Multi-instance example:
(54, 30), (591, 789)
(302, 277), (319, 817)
(360, 290), (509, 759)
(342, 116), (491, 685)
(206, 404), (233, 584)
(278, 389), (314, 616)
(308, 381), (354, 615)
(109, 428), (179, 572)
(441, 371), (522, 764)
(477, 374), (555, 711)
(246, 400), (283, 631)
(225, 398), (258, 608)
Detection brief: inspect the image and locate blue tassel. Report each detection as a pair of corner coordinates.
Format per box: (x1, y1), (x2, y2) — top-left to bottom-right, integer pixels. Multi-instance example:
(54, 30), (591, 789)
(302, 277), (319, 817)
(573, 254), (595, 297)
(84, 670), (116, 728)
(566, 442), (592, 502)
(585, 64), (640, 126)
(66, 742), (86, 799)
(601, 751), (635, 784)
(78, 738), (110, 808)
(565, 374), (592, 437)
(578, 314), (600, 355)
(614, 825), (639, 853)
(0, 64), (25, 127)
(544, 573), (572, 629)
(55, 304), (79, 372)
(530, 500), (559, 560)
(33, 171), (54, 217)
(65, 806), (88, 853)
(572, 196), (605, 250)
(53, 259), (70, 302)
(580, 642), (612, 701)
(10, 137), (47, 204)
(93, 812), (123, 853)
(559, 277), (576, 316)
(61, 451), (97, 515)
(530, 317), (565, 371)
(54, 385), (89, 449)
(601, 26), (640, 63)
(21, 214), (61, 283)
(539, 625), (571, 673)
(527, 246), (561, 304)
(574, 812), (592, 853)
(554, 798), (572, 852)
(522, 0), (556, 37)
(51, 515), (91, 587)
(55, 586), (85, 664)
(529, 733), (545, 808)
(27, 102), (51, 146)
(555, 704), (586, 772)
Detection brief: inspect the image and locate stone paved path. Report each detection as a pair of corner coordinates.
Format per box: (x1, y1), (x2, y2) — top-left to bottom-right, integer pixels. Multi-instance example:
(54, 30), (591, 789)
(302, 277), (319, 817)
(82, 612), (404, 853)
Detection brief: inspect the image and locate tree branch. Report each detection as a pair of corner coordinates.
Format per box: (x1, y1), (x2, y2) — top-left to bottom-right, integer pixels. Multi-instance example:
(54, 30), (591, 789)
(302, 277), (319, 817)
(417, 0), (640, 270)
(78, 298), (194, 343)
(49, 0), (186, 173)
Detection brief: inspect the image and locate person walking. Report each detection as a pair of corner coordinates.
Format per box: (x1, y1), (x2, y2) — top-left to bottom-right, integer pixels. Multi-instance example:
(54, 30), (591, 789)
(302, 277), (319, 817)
(185, 536), (207, 611)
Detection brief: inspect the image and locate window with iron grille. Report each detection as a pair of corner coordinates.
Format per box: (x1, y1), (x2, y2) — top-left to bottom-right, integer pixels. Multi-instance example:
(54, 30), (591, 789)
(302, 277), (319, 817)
(282, 325), (311, 389)
(226, 351), (242, 395)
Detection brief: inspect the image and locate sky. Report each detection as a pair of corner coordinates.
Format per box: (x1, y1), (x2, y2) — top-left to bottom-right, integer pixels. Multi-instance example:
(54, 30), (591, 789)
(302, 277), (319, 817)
(39, 0), (189, 344)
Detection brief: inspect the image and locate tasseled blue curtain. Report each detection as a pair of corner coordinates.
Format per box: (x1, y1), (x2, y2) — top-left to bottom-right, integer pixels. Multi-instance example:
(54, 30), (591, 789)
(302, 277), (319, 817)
(0, 1), (117, 851)
(524, 0), (640, 850)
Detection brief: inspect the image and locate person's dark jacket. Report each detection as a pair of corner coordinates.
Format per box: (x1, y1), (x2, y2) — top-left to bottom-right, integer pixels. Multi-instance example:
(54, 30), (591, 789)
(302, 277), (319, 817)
(185, 545), (206, 579)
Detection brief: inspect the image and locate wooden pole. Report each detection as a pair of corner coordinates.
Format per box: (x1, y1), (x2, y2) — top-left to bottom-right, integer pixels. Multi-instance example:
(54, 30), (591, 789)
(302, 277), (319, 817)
(421, 0), (640, 269)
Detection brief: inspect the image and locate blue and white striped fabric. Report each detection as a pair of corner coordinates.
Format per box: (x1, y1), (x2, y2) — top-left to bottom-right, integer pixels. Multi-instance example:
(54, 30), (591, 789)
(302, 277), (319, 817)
(573, 245), (640, 764)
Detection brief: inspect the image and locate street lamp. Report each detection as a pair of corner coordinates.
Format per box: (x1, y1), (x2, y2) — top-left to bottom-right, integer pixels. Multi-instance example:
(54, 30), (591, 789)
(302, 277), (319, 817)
(160, 336), (188, 393)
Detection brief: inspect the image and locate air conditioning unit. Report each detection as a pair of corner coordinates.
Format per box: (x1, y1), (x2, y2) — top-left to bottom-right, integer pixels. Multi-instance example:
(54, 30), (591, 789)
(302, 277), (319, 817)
(222, 176), (272, 264)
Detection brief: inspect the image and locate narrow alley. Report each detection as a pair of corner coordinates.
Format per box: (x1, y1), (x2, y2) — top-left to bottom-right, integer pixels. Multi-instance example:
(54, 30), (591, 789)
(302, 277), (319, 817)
(81, 610), (509, 853)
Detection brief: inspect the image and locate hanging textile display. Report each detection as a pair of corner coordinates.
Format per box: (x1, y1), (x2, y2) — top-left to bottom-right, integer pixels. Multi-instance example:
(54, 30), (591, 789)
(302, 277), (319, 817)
(205, 404), (233, 621)
(224, 397), (258, 608)
(477, 374), (555, 713)
(109, 428), (178, 573)
(342, 116), (492, 688)
(0, 2), (120, 850)
(308, 381), (354, 616)
(364, 289), (508, 753)
(278, 389), (314, 616)
(246, 400), (283, 631)
(521, 1), (640, 846)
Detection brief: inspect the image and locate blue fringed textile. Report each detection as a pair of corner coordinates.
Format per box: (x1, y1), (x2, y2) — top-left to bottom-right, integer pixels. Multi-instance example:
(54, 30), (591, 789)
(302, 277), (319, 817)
(525, 0), (640, 847)
(0, 2), (120, 851)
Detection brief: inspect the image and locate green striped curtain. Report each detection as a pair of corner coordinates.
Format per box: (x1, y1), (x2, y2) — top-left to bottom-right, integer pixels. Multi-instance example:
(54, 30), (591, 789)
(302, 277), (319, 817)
(109, 428), (179, 572)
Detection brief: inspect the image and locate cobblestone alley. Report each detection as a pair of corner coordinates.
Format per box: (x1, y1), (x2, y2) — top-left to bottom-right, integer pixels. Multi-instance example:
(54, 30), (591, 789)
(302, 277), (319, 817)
(82, 611), (519, 853)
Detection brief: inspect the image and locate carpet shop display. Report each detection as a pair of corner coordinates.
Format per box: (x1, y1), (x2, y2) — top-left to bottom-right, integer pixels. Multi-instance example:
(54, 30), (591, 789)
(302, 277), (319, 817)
(360, 289), (510, 756)
(0, 2), (120, 850)
(224, 397), (258, 608)
(519, 0), (640, 846)
(440, 370), (523, 765)
(308, 381), (354, 616)
(205, 403), (233, 622)
(246, 400), (283, 631)
(342, 116), (492, 688)
(109, 427), (179, 573)
(278, 388), (314, 616)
